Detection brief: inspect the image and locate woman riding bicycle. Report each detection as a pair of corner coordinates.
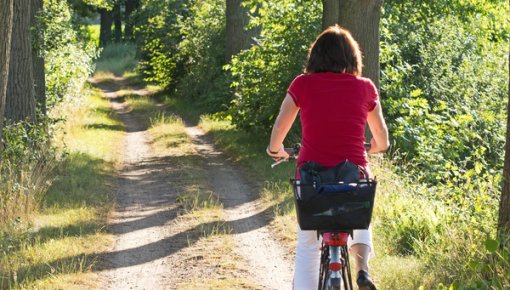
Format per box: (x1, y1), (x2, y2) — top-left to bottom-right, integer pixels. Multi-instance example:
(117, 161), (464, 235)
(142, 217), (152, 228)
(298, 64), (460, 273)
(266, 25), (390, 290)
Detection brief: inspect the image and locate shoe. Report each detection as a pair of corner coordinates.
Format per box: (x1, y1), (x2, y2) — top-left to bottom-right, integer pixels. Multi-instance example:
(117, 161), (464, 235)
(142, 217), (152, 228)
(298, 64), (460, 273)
(356, 270), (377, 290)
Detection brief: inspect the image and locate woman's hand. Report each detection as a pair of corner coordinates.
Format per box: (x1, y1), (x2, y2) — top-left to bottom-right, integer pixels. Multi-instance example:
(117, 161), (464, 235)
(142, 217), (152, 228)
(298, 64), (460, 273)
(267, 94), (299, 161)
(367, 137), (389, 154)
(266, 144), (290, 161)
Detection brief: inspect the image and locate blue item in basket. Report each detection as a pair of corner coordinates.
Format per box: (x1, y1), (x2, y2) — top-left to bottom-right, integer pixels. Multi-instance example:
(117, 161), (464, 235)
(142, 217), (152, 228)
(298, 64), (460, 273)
(317, 183), (357, 193)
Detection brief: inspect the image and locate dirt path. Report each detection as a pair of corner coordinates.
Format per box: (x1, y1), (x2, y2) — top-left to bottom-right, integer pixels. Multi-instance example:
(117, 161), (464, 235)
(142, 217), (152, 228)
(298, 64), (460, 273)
(185, 126), (294, 289)
(91, 77), (293, 289)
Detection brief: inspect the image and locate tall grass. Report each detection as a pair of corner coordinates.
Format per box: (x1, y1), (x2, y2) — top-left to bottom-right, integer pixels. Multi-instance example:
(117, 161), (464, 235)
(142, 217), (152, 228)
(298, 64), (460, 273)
(0, 120), (56, 233)
(0, 87), (123, 289)
(0, 159), (54, 233)
(95, 42), (137, 76)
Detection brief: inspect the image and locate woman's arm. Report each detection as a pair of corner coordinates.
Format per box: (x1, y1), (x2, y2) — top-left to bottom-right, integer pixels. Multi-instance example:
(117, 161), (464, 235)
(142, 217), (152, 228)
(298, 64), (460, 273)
(267, 93), (300, 158)
(367, 102), (390, 154)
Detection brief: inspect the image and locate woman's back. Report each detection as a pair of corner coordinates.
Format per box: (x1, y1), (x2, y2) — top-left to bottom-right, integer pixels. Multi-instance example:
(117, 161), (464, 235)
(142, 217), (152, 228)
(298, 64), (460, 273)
(288, 72), (378, 168)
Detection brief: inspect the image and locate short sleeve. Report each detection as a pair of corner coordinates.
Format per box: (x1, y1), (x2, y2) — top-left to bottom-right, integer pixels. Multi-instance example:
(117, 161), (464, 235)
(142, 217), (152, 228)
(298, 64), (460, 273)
(366, 79), (379, 112)
(287, 74), (305, 107)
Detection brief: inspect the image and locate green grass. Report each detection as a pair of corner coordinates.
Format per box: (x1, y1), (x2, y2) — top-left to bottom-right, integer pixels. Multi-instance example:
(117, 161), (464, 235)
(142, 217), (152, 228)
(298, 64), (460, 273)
(0, 88), (123, 289)
(95, 42), (137, 76)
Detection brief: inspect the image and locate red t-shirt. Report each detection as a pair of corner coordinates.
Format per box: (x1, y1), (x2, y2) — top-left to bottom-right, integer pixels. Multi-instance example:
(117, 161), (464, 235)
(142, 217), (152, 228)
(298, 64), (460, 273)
(287, 72), (378, 168)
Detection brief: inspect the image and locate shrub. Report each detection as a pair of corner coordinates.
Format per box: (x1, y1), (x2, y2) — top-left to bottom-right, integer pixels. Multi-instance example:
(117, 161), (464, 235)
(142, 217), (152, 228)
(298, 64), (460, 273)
(380, 0), (509, 184)
(42, 0), (97, 109)
(135, 0), (192, 88)
(172, 0), (229, 111)
(228, 0), (322, 134)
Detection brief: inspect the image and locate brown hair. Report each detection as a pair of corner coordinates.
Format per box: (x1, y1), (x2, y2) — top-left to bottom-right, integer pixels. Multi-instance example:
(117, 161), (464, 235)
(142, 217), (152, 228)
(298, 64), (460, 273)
(305, 25), (362, 76)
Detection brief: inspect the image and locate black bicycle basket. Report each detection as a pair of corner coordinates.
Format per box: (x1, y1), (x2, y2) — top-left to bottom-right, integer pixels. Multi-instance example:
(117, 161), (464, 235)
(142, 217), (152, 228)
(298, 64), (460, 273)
(291, 160), (377, 231)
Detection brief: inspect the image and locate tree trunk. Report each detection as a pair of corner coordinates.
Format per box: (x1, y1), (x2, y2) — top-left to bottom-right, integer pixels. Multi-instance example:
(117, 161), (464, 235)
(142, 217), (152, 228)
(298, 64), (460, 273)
(225, 0), (258, 61)
(5, 0), (36, 122)
(322, 0), (340, 29)
(499, 43), (510, 237)
(99, 8), (113, 47)
(124, 0), (140, 40)
(31, 0), (46, 115)
(337, 0), (382, 89)
(113, 3), (122, 42)
(0, 0), (14, 152)
(322, 0), (383, 143)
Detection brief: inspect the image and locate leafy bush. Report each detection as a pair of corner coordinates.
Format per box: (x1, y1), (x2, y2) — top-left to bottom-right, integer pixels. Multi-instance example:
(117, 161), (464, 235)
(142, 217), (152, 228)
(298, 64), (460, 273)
(135, 0), (191, 88)
(380, 0), (509, 183)
(135, 0), (229, 111)
(42, 0), (97, 109)
(228, 0), (322, 134)
(172, 0), (229, 111)
(0, 120), (55, 234)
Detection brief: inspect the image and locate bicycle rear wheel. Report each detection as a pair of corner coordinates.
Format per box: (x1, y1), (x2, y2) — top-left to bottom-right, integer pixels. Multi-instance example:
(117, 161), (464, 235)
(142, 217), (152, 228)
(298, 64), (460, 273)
(327, 275), (341, 290)
(342, 246), (353, 290)
(318, 245), (329, 290)
(319, 245), (343, 290)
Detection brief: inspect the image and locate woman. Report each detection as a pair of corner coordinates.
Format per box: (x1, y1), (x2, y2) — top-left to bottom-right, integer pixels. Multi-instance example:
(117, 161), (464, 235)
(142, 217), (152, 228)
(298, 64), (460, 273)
(266, 25), (389, 290)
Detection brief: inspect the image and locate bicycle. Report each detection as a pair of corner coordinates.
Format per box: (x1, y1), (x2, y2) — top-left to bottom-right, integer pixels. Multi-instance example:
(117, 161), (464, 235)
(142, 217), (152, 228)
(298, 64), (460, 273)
(272, 144), (376, 290)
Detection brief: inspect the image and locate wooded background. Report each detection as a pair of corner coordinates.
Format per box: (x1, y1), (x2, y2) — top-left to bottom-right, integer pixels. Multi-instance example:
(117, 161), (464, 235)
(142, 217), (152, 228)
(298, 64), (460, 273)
(0, 0), (508, 288)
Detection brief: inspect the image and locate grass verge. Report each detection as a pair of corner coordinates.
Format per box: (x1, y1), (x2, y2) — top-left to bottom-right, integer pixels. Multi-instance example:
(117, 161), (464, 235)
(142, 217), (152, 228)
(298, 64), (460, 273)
(0, 87), (123, 289)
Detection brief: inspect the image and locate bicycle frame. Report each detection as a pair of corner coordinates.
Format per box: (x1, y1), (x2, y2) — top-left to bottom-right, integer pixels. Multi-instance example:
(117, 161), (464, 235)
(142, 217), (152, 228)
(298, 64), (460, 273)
(319, 232), (353, 290)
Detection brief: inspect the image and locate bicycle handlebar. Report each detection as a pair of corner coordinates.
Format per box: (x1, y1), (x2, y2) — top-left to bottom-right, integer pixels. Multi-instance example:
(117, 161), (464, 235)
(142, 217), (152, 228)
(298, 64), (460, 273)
(270, 143), (372, 168)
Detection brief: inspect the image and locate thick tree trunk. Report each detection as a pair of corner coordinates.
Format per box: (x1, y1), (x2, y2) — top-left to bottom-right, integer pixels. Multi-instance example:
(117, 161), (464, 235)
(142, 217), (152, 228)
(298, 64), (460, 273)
(31, 0), (46, 115)
(321, 0), (382, 88)
(322, 0), (340, 29)
(322, 0), (382, 143)
(225, 0), (258, 61)
(124, 0), (140, 40)
(337, 0), (382, 89)
(99, 8), (113, 47)
(499, 44), (510, 237)
(113, 3), (122, 42)
(5, 0), (36, 122)
(0, 0), (14, 151)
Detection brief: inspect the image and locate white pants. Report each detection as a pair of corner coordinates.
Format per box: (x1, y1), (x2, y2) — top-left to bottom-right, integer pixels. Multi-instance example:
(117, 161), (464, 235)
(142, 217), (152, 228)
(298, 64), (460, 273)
(293, 227), (373, 290)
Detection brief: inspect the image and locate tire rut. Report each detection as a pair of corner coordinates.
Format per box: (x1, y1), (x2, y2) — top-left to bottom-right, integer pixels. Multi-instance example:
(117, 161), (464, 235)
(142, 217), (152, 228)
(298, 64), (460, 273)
(185, 126), (294, 290)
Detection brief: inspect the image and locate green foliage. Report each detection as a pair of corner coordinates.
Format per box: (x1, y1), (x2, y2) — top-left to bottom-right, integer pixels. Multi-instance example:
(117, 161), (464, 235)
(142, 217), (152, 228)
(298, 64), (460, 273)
(172, 0), (229, 111)
(95, 42), (138, 75)
(135, 0), (229, 111)
(0, 120), (55, 235)
(135, 0), (191, 88)
(1, 0), (97, 232)
(380, 0), (509, 184)
(228, 0), (322, 134)
(42, 0), (97, 109)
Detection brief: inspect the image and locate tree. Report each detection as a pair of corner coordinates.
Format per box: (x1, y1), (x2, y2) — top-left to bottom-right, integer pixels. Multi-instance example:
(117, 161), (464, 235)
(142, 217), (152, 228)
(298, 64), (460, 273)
(5, 0), (36, 122)
(124, 0), (140, 40)
(0, 0), (14, 151)
(499, 40), (510, 237)
(99, 8), (113, 47)
(322, 0), (339, 30)
(113, 2), (122, 41)
(31, 0), (46, 115)
(322, 0), (382, 142)
(321, 0), (383, 89)
(225, 0), (258, 61)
